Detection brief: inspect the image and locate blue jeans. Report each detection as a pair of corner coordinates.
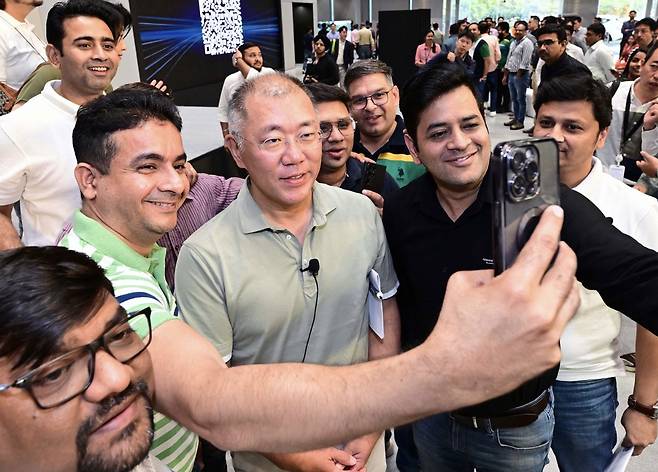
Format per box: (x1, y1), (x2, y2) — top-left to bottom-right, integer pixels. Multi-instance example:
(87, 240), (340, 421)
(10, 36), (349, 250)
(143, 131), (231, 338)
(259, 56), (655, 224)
(508, 71), (529, 124)
(413, 392), (554, 471)
(395, 424), (421, 472)
(551, 378), (618, 472)
(477, 71), (498, 110)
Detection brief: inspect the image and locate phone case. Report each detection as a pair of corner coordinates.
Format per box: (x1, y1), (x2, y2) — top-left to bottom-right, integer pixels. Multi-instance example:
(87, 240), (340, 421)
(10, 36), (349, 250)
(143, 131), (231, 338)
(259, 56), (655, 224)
(360, 162), (387, 194)
(491, 137), (560, 275)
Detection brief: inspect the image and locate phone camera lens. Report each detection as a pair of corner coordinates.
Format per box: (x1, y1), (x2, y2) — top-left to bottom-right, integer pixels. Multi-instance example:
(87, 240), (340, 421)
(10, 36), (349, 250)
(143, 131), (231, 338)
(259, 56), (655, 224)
(526, 180), (539, 197)
(511, 150), (526, 172)
(510, 175), (527, 200)
(524, 160), (539, 183)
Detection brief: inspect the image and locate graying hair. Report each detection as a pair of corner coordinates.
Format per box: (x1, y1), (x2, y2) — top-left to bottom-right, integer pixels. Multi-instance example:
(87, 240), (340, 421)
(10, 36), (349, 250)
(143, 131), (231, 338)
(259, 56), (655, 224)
(344, 59), (394, 93)
(228, 72), (309, 138)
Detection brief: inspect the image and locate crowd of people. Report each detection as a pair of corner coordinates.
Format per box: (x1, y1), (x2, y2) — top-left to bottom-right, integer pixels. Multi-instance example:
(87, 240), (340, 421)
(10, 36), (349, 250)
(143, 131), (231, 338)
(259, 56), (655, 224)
(1, 1), (658, 472)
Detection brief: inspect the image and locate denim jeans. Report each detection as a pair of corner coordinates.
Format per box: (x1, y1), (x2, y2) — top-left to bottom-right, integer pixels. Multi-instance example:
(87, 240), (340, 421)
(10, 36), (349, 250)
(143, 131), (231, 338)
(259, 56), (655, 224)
(551, 378), (618, 472)
(478, 71), (498, 110)
(508, 71), (530, 124)
(412, 391), (554, 471)
(395, 424), (421, 472)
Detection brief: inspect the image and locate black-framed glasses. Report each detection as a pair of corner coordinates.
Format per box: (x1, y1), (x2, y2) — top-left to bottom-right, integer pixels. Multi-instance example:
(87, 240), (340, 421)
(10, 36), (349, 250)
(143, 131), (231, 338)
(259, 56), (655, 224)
(537, 39), (558, 47)
(233, 131), (323, 154)
(319, 118), (355, 139)
(0, 308), (152, 409)
(350, 88), (393, 110)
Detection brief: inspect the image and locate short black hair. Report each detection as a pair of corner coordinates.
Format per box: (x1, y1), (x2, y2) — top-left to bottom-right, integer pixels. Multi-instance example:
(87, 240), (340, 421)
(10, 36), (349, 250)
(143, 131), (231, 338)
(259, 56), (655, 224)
(113, 2), (132, 36)
(458, 29), (476, 42)
(432, 22), (439, 29)
(534, 74), (612, 131)
(498, 21), (510, 33)
(0, 246), (114, 371)
(530, 15), (540, 22)
(0, 0), (5, 10)
(636, 17), (657, 31)
(305, 83), (351, 109)
(630, 10), (637, 14)
(535, 24), (567, 42)
(449, 22), (459, 35)
(572, 15), (582, 23)
(478, 21), (489, 34)
(514, 20), (529, 30)
(46, 0), (122, 54)
(344, 59), (393, 93)
(646, 41), (658, 63)
(401, 59), (482, 142)
(338, 25), (347, 33)
(543, 15), (559, 25)
(238, 42), (260, 55)
(587, 22), (606, 38)
(73, 83), (182, 175)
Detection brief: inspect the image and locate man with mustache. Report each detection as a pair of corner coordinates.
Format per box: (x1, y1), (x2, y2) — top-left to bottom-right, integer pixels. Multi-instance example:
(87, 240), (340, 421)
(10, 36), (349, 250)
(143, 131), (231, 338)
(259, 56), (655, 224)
(56, 79), (581, 472)
(0, 0), (48, 98)
(0, 246), (165, 472)
(383, 60), (658, 471)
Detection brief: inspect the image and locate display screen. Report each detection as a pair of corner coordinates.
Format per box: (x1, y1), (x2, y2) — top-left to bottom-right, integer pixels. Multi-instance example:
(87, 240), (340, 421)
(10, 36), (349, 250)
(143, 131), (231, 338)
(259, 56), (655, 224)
(128, 0), (283, 106)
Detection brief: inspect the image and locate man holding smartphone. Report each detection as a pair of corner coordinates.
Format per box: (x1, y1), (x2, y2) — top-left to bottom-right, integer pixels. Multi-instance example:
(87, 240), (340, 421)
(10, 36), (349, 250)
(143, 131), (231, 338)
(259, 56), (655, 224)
(306, 82), (398, 215)
(383, 60), (658, 470)
(531, 75), (658, 470)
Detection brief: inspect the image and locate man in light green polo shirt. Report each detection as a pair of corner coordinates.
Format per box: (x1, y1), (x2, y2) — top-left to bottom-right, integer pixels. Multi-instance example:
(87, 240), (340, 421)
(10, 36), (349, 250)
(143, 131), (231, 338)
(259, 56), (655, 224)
(52, 81), (584, 469)
(176, 72), (400, 472)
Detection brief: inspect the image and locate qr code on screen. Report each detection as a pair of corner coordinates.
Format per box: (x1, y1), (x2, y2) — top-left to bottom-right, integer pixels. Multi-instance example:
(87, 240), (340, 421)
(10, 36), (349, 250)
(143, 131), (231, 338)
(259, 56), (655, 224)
(198, 0), (244, 55)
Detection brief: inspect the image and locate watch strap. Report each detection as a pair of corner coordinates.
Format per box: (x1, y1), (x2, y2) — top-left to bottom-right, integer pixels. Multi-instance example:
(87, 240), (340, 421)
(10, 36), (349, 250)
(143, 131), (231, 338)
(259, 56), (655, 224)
(628, 395), (658, 420)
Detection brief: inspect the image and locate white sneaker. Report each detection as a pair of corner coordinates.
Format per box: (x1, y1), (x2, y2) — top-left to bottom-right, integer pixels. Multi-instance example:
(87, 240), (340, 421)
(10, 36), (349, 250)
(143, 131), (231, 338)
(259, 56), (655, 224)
(488, 110), (497, 117)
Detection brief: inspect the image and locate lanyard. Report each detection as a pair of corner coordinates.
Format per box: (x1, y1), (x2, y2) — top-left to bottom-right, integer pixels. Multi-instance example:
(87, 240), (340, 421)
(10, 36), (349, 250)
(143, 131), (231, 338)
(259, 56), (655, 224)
(621, 87), (644, 150)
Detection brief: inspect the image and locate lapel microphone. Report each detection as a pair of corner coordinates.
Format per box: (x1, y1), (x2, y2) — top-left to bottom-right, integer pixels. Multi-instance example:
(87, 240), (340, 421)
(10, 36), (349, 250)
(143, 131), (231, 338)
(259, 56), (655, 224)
(300, 258), (320, 277)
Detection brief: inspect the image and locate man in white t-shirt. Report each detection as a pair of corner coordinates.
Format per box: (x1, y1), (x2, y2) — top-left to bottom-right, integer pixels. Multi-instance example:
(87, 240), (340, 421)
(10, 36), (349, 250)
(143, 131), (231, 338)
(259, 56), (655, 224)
(217, 41), (275, 139)
(0, 0), (48, 92)
(0, 0), (121, 249)
(533, 74), (658, 472)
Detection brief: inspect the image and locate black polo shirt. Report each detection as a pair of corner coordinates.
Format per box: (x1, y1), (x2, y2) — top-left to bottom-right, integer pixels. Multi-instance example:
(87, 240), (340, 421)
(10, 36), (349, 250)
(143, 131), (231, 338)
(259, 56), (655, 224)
(353, 115), (426, 187)
(340, 157), (399, 201)
(384, 170), (658, 417)
(541, 51), (591, 83)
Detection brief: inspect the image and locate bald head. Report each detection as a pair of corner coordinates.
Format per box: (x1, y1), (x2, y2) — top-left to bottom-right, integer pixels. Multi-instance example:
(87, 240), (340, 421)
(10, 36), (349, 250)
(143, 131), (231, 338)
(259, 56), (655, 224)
(228, 72), (311, 136)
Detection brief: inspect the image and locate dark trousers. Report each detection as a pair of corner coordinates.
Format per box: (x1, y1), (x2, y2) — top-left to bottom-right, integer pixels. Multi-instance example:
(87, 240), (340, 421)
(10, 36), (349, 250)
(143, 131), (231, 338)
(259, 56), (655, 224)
(495, 69), (510, 112)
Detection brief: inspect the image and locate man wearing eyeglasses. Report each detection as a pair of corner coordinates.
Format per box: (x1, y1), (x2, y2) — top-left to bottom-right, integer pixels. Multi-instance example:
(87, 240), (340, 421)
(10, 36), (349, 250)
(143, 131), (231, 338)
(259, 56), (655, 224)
(306, 82), (399, 214)
(535, 24), (590, 85)
(0, 246), (167, 472)
(346, 59), (426, 188)
(177, 72), (400, 472)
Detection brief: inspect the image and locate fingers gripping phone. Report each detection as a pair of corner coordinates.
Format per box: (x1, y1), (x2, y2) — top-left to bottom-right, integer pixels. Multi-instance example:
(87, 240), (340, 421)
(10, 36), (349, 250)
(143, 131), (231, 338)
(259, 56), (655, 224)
(491, 138), (560, 275)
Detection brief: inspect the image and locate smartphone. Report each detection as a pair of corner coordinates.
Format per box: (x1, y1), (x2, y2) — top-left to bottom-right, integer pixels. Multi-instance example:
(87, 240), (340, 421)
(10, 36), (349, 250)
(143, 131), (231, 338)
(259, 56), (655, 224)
(491, 137), (560, 275)
(360, 162), (387, 194)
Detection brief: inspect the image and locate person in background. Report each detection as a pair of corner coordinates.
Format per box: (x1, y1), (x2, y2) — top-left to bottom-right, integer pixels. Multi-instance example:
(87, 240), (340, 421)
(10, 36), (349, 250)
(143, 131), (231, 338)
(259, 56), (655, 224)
(0, 0), (48, 110)
(431, 22), (443, 45)
(621, 10), (637, 54)
(571, 15), (588, 53)
(351, 22), (360, 45)
(634, 17), (656, 50)
(584, 22), (616, 83)
(564, 24), (585, 62)
(414, 30), (439, 68)
(495, 21), (511, 113)
(326, 22), (339, 41)
(616, 33), (637, 74)
(304, 35), (339, 86)
(357, 22), (375, 59)
(330, 25), (354, 86)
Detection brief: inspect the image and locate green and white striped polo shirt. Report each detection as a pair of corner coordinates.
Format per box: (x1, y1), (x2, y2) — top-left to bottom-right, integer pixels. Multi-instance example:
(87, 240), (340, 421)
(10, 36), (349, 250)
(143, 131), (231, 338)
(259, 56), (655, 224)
(60, 211), (198, 472)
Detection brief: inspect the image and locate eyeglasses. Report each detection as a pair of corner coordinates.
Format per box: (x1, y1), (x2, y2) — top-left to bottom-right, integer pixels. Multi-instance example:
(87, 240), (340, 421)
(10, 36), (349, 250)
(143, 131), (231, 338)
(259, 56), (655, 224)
(234, 131), (323, 154)
(0, 308), (152, 409)
(350, 88), (393, 110)
(319, 118), (355, 139)
(537, 39), (558, 47)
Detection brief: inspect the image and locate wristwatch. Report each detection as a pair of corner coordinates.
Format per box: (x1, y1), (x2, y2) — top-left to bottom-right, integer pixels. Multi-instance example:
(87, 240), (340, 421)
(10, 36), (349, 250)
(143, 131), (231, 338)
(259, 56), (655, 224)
(628, 395), (658, 420)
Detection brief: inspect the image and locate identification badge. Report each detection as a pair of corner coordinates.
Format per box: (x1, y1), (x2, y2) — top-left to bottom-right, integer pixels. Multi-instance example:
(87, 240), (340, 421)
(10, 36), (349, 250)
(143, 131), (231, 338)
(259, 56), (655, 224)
(608, 165), (626, 182)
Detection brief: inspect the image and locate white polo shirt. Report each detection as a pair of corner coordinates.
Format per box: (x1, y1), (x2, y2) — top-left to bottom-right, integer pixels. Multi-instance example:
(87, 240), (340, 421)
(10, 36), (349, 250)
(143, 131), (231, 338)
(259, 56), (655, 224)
(217, 66), (275, 122)
(584, 39), (616, 83)
(558, 157), (658, 381)
(0, 80), (80, 245)
(0, 9), (47, 90)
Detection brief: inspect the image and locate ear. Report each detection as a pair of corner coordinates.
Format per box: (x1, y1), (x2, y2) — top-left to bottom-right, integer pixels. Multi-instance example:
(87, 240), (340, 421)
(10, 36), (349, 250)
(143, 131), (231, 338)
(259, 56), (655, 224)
(596, 127), (609, 150)
(46, 44), (62, 69)
(390, 85), (400, 105)
(224, 134), (248, 170)
(74, 163), (101, 200)
(403, 130), (422, 165)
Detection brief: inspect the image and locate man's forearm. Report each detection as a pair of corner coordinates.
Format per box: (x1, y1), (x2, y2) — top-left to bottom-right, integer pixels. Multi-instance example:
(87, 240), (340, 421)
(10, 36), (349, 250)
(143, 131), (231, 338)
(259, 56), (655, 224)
(0, 208), (22, 250)
(634, 325), (658, 405)
(368, 297), (401, 361)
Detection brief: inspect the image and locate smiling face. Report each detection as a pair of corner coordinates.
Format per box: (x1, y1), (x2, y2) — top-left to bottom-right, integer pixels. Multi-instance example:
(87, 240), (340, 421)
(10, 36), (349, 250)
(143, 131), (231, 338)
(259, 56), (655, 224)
(425, 31), (434, 44)
(79, 119), (189, 253)
(629, 50), (646, 78)
(533, 100), (608, 186)
(0, 295), (154, 472)
(228, 84), (322, 214)
(405, 85), (489, 193)
(347, 73), (399, 140)
(49, 15), (119, 105)
(317, 100), (354, 172)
